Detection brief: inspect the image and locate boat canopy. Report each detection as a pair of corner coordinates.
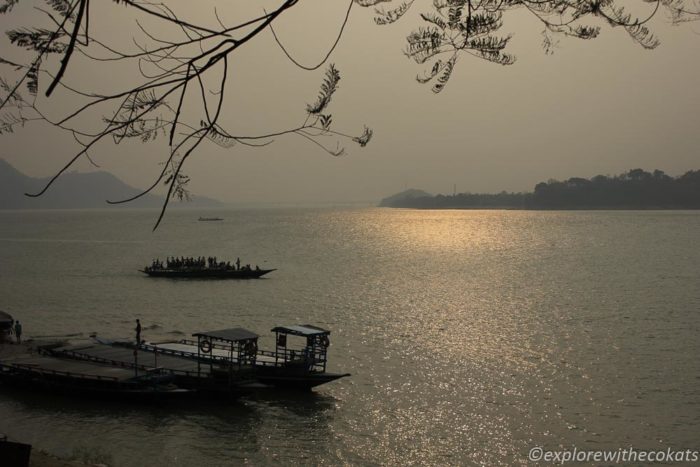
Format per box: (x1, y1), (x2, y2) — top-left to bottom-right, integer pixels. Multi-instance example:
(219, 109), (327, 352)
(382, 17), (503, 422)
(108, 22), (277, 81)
(193, 327), (259, 343)
(271, 324), (329, 337)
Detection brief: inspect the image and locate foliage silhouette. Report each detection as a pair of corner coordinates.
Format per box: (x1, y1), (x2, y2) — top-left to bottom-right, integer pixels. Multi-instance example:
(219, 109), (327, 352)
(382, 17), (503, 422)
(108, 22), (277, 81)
(381, 169), (700, 209)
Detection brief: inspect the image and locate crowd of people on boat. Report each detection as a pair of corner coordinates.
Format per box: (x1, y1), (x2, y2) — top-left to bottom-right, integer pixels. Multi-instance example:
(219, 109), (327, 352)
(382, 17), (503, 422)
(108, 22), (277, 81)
(147, 256), (259, 271)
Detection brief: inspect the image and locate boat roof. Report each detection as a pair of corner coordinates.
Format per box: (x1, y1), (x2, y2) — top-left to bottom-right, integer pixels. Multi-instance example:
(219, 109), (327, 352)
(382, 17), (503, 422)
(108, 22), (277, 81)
(192, 327), (259, 342)
(0, 310), (13, 323)
(271, 324), (330, 337)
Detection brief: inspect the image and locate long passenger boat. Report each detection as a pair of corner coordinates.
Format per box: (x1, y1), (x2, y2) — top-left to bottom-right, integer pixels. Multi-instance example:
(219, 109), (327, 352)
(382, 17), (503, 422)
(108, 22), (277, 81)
(140, 267), (275, 279)
(54, 324), (349, 391)
(139, 256), (275, 279)
(141, 257), (275, 279)
(1, 324), (348, 400)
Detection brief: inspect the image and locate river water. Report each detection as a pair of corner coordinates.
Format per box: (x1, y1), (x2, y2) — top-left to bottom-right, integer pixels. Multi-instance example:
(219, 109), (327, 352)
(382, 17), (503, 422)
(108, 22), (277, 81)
(0, 208), (698, 465)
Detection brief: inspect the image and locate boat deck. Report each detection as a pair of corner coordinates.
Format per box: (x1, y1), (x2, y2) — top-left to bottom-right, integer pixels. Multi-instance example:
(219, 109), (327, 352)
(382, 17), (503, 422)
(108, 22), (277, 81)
(1, 354), (141, 382)
(48, 344), (215, 377)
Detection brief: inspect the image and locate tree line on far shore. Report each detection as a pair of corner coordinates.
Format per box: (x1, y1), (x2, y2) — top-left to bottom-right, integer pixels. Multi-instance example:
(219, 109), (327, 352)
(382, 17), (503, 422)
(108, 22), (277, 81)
(381, 169), (700, 209)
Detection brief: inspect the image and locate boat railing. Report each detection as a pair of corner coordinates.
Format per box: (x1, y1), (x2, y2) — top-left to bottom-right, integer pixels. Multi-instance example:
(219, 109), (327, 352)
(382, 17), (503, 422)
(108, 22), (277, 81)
(40, 346), (141, 369)
(41, 347), (200, 378)
(141, 343), (231, 363)
(179, 339), (232, 352)
(138, 344), (327, 369)
(141, 343), (260, 371)
(255, 348), (327, 369)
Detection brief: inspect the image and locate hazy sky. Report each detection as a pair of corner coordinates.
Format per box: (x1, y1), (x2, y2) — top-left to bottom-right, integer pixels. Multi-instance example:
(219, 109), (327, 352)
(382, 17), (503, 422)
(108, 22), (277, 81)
(1, 1), (699, 205)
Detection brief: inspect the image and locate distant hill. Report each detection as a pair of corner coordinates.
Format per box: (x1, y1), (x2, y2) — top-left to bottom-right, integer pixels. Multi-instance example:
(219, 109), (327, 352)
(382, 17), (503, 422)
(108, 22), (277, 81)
(378, 189), (432, 207)
(0, 159), (223, 209)
(379, 169), (700, 209)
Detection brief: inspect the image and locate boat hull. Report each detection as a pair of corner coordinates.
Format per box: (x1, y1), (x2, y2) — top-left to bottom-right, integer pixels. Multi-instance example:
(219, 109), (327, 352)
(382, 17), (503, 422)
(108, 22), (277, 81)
(0, 364), (192, 401)
(140, 268), (275, 279)
(255, 371), (351, 390)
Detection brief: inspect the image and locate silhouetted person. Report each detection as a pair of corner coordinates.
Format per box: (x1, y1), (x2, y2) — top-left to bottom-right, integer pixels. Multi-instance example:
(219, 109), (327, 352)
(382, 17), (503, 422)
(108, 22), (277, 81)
(135, 319), (142, 346)
(14, 320), (22, 344)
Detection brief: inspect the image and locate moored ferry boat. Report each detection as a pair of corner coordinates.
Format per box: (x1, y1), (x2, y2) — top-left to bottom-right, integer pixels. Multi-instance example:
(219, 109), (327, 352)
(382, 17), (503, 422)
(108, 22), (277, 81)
(83, 324), (349, 391)
(183, 324), (349, 389)
(1, 323), (348, 400)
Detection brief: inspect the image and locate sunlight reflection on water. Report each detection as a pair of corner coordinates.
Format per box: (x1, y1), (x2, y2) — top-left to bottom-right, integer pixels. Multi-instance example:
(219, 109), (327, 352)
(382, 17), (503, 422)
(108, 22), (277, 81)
(0, 208), (699, 465)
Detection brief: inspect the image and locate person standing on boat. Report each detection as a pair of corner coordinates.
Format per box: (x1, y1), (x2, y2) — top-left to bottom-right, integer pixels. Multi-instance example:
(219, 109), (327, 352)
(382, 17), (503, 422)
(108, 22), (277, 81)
(14, 320), (22, 344)
(135, 319), (142, 346)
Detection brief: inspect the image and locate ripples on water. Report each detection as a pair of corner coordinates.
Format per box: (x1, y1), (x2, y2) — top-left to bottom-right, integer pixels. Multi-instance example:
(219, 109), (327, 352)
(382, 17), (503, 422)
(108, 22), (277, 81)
(0, 208), (698, 465)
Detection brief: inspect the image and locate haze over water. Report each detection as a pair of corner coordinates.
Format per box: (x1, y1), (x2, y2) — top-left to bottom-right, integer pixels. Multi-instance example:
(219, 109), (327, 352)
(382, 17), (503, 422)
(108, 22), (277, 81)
(0, 208), (698, 465)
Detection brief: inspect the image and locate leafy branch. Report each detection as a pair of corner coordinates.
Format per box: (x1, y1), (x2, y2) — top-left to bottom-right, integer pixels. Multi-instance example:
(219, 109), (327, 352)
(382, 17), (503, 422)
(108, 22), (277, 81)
(371, 0), (699, 92)
(0, 1), (373, 229)
(0, 0), (697, 230)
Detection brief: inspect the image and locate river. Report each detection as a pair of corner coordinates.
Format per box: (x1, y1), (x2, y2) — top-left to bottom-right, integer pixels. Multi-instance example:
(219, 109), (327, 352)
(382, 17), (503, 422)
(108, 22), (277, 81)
(0, 208), (698, 465)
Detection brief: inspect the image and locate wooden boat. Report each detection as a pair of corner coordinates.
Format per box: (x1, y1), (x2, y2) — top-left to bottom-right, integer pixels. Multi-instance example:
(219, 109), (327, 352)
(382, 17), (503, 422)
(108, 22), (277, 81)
(254, 325), (351, 389)
(140, 267), (276, 279)
(198, 217), (223, 221)
(136, 325), (350, 390)
(25, 322), (349, 396)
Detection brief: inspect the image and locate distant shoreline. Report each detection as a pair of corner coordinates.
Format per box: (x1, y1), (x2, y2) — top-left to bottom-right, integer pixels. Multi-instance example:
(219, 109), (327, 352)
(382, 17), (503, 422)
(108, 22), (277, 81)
(379, 169), (700, 210)
(381, 206), (700, 210)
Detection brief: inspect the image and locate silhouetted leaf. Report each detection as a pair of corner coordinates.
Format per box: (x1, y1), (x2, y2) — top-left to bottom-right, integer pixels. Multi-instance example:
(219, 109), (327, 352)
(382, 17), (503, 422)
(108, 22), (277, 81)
(352, 126), (373, 147)
(375, 1), (413, 25)
(26, 59), (40, 95)
(354, 0), (392, 6)
(7, 28), (66, 53)
(306, 64), (340, 115)
(0, 0), (20, 14)
(431, 55), (456, 93)
(44, 0), (75, 19)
